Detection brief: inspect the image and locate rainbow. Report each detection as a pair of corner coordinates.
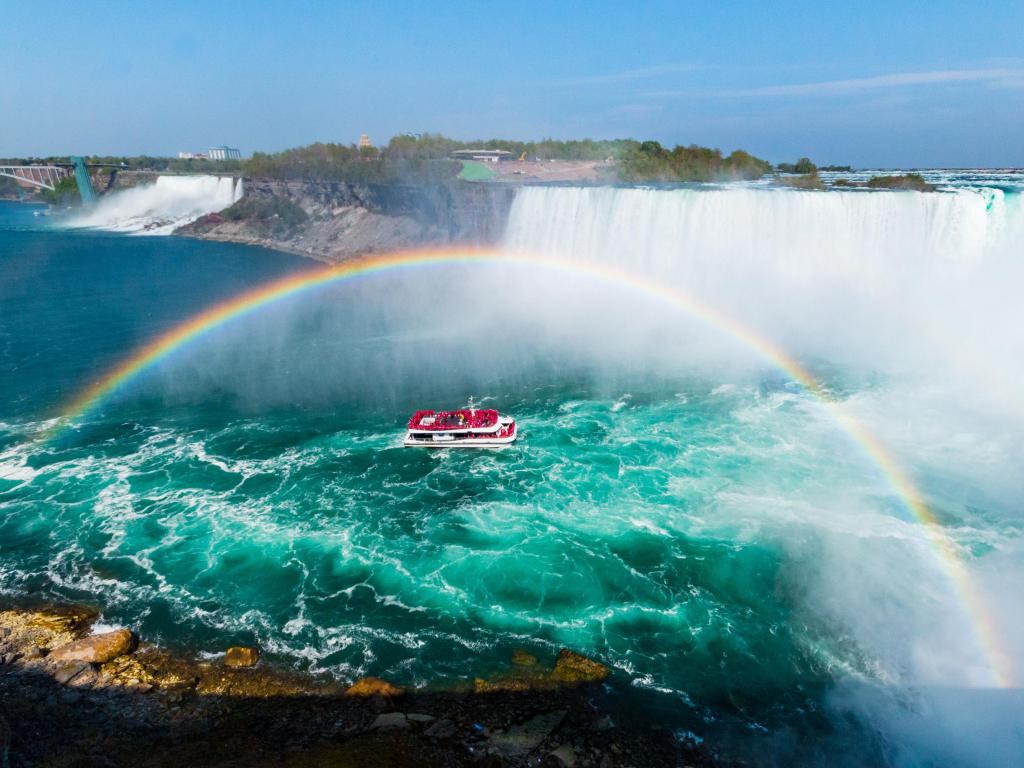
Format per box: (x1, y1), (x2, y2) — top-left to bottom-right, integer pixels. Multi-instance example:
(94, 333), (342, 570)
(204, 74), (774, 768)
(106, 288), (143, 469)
(43, 246), (1013, 687)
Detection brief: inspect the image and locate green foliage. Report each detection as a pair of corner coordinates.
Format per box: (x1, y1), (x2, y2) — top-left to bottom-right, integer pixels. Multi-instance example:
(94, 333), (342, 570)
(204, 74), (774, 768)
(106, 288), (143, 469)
(865, 173), (935, 191)
(0, 175), (19, 197)
(723, 149), (774, 180)
(40, 175), (81, 206)
(221, 195), (309, 234)
(617, 142), (772, 182)
(2, 134), (779, 188)
(779, 171), (824, 189)
(777, 157), (817, 174)
(82, 155), (242, 174)
(244, 142), (460, 183)
(383, 133), (636, 162)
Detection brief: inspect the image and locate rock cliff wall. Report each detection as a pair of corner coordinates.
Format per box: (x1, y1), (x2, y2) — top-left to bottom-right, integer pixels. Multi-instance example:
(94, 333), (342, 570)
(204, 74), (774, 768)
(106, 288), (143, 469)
(177, 178), (517, 263)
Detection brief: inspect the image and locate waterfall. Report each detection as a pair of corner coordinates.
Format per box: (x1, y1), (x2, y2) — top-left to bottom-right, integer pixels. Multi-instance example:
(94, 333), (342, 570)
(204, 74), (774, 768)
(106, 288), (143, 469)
(502, 186), (1024, 395)
(504, 185), (1021, 284)
(66, 175), (243, 235)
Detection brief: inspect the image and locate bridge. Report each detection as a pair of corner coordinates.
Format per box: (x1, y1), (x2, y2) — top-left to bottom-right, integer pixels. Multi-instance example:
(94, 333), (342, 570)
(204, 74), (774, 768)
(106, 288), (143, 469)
(0, 164), (72, 191)
(0, 157), (114, 203)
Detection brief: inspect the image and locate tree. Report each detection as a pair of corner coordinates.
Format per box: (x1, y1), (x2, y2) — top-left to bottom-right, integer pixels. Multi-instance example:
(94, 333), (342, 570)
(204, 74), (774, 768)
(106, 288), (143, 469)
(40, 175), (80, 206)
(794, 157), (817, 174)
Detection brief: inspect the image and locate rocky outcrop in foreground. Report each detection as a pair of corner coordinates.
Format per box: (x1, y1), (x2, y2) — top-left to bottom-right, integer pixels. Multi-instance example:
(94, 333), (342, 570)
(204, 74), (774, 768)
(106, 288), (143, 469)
(0, 602), (720, 768)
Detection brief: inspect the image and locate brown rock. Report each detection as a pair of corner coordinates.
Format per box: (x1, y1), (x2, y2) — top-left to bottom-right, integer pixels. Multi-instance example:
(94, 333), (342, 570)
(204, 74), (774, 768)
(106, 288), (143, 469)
(551, 649), (609, 683)
(369, 712), (408, 731)
(70, 666), (101, 689)
(549, 744), (577, 767)
(48, 629), (135, 664)
(0, 606), (97, 660)
(24, 605), (97, 636)
(473, 675), (533, 693)
(223, 646), (260, 668)
(488, 710), (566, 757)
(53, 660), (92, 685)
(343, 676), (405, 697)
(424, 718), (457, 740)
(511, 648), (538, 667)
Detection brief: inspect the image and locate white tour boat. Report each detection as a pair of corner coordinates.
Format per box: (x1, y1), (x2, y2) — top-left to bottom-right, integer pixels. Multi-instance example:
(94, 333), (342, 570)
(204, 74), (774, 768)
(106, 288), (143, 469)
(404, 408), (517, 448)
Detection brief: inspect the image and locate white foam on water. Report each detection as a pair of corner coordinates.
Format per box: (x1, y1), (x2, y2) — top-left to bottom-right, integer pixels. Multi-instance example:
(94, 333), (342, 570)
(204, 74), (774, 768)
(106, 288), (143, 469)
(89, 621), (126, 634)
(0, 453), (37, 483)
(66, 175), (241, 234)
(503, 184), (1024, 765)
(504, 185), (1024, 417)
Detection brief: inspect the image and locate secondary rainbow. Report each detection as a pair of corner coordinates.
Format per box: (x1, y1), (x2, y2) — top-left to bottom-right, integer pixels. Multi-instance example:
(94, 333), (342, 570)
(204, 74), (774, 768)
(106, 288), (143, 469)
(43, 246), (1014, 687)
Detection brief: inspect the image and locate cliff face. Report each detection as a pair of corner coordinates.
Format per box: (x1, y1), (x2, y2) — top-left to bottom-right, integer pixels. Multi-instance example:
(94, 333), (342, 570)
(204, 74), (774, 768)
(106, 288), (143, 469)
(177, 178), (517, 263)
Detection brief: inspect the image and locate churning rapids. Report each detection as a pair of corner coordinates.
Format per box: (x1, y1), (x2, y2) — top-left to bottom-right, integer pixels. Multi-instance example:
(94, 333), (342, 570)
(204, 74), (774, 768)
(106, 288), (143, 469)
(1, 177), (1023, 767)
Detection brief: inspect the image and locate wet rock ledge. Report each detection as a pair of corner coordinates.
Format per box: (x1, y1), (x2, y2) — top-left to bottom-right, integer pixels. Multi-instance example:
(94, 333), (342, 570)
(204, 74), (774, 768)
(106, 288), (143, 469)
(0, 602), (721, 767)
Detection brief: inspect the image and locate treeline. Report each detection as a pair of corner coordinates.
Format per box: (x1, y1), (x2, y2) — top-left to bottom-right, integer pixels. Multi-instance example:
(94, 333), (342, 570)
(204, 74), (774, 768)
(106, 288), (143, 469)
(0, 156), (244, 174)
(86, 156), (244, 174)
(245, 142), (460, 183)
(39, 176), (81, 205)
(241, 134), (630, 182)
(0, 175), (18, 197)
(385, 134), (778, 181)
(383, 133), (633, 161)
(4, 135), (828, 187)
(776, 157), (817, 174)
(247, 135), (777, 183)
(617, 141), (772, 182)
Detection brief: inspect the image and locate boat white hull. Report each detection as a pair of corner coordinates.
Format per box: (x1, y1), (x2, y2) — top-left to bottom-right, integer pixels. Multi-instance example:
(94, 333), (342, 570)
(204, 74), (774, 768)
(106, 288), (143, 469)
(402, 437), (516, 448)
(404, 419), (517, 448)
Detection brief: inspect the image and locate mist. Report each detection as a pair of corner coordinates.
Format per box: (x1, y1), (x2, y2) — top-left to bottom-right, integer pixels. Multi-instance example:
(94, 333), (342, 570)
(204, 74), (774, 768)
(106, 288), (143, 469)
(74, 184), (1024, 766)
(65, 175), (242, 234)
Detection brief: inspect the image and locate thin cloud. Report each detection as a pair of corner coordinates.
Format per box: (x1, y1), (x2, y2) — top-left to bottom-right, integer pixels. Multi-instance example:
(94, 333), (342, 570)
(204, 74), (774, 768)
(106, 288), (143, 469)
(606, 102), (664, 118)
(555, 63), (699, 86)
(735, 68), (1024, 97)
(990, 78), (1024, 91)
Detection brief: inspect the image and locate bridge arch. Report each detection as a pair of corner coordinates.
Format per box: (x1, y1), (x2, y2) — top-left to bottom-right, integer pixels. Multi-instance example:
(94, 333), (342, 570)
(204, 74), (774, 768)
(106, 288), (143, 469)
(0, 164), (71, 191)
(0, 157), (97, 202)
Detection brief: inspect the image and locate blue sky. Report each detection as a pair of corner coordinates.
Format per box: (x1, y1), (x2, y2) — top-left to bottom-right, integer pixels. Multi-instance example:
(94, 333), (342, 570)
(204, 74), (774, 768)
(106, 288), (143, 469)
(3, 0), (1023, 167)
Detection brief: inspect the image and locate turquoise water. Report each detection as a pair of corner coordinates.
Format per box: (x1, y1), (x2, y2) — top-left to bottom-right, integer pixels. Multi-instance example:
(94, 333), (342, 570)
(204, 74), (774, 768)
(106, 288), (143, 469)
(1, 199), (1019, 765)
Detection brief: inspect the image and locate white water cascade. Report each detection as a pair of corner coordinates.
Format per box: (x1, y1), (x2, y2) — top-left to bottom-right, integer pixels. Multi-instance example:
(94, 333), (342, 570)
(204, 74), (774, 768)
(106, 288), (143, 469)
(67, 175), (242, 234)
(503, 184), (1024, 766)
(503, 185), (1024, 403)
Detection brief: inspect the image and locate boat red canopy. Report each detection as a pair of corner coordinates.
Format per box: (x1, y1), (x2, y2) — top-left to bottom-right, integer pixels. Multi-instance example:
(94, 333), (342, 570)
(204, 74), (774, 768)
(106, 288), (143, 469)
(408, 409), (499, 431)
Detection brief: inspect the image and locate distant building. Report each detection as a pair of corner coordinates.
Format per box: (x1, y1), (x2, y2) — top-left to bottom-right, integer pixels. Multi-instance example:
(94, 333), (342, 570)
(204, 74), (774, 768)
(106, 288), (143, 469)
(358, 133), (373, 148)
(449, 149), (513, 164)
(177, 151), (207, 160)
(208, 146), (241, 161)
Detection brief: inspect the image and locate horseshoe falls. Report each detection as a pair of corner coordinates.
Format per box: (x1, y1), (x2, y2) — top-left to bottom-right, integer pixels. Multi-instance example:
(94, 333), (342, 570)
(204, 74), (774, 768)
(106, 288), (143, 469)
(1, 179), (1022, 767)
(504, 185), (1024, 391)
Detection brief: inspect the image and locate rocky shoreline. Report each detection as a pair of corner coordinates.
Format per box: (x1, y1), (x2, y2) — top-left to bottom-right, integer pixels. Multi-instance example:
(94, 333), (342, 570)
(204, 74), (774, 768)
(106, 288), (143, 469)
(176, 178), (516, 265)
(0, 601), (721, 767)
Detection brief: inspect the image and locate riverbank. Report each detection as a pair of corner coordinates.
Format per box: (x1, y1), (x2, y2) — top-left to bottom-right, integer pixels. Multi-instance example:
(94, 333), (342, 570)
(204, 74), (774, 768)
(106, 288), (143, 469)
(171, 170), (967, 266)
(0, 602), (720, 767)
(176, 178), (515, 264)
